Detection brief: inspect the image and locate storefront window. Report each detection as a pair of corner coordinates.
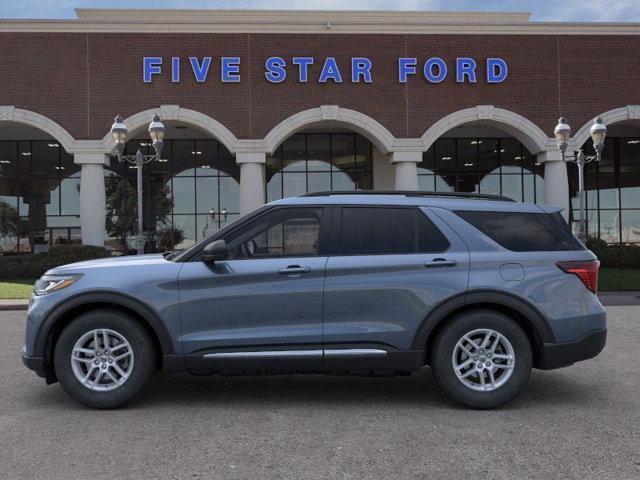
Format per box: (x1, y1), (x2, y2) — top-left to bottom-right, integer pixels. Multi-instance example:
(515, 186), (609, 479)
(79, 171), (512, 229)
(418, 137), (543, 203)
(107, 138), (239, 252)
(266, 133), (373, 201)
(0, 140), (80, 253)
(570, 136), (640, 244)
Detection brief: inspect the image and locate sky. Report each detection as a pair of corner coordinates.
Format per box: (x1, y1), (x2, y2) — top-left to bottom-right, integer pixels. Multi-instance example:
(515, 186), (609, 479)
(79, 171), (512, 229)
(0, 0), (639, 22)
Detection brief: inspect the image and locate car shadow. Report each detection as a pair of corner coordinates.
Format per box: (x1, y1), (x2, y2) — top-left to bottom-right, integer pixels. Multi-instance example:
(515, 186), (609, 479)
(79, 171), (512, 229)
(123, 367), (605, 411)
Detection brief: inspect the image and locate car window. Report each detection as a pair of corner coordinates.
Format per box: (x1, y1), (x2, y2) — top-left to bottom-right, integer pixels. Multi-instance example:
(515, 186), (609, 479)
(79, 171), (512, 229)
(454, 210), (585, 251)
(417, 211), (451, 253)
(339, 207), (449, 255)
(225, 207), (323, 259)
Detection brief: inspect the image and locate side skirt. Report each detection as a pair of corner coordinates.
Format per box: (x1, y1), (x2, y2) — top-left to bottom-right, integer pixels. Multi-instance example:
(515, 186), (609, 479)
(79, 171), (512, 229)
(185, 345), (424, 377)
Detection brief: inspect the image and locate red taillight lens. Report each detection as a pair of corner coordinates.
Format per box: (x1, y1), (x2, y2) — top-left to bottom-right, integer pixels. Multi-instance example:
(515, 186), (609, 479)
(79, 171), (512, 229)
(556, 260), (600, 294)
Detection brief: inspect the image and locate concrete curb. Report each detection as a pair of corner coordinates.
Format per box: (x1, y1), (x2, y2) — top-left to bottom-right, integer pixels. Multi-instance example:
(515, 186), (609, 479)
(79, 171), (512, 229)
(0, 301), (28, 311)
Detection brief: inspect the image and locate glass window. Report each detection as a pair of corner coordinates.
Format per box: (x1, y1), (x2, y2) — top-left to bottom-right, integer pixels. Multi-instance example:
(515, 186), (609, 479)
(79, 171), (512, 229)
(417, 211), (450, 253)
(340, 207), (415, 255)
(266, 133), (372, 199)
(226, 207), (323, 259)
(456, 210), (584, 252)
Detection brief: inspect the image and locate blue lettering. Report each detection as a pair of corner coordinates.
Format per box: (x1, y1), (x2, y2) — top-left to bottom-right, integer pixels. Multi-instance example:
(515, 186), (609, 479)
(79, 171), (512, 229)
(189, 57), (212, 82)
(143, 57), (162, 83)
(398, 58), (416, 83)
(487, 58), (508, 83)
(319, 57), (342, 83)
(456, 58), (477, 83)
(265, 57), (287, 83)
(171, 57), (180, 83)
(292, 57), (314, 82)
(351, 58), (372, 83)
(423, 57), (447, 83)
(221, 57), (241, 82)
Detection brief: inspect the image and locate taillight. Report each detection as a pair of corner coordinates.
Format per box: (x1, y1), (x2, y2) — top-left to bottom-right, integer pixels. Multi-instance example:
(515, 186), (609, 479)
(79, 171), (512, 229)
(556, 260), (600, 294)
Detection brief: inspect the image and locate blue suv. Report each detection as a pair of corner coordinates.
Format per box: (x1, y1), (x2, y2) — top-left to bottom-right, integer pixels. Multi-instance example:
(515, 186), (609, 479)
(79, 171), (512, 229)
(22, 191), (606, 409)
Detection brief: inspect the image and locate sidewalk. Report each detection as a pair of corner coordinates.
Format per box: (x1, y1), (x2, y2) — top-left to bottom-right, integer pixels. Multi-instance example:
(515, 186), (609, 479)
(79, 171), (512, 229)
(1, 292), (639, 312)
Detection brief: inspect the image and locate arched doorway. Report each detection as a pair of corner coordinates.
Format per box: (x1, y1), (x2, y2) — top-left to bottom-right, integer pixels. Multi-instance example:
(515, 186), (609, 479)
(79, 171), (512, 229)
(418, 124), (544, 203)
(571, 120), (640, 244)
(0, 122), (80, 253)
(107, 121), (239, 252)
(266, 130), (374, 201)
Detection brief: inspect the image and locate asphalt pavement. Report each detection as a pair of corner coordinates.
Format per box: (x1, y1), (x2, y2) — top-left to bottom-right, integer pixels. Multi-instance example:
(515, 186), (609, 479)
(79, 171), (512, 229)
(1, 308), (639, 479)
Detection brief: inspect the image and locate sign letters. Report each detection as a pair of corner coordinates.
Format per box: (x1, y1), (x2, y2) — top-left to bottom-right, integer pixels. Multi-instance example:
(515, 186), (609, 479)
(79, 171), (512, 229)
(143, 56), (507, 84)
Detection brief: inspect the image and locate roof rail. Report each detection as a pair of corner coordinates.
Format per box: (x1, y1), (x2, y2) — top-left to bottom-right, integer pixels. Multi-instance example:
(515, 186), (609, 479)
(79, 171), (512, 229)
(302, 190), (516, 202)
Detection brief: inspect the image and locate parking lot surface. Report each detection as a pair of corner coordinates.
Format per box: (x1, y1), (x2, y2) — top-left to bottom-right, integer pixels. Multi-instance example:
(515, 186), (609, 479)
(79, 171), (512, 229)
(1, 307), (639, 479)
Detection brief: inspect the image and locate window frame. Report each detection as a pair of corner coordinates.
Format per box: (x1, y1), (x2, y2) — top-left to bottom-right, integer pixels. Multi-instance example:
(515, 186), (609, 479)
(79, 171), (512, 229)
(330, 205), (451, 256)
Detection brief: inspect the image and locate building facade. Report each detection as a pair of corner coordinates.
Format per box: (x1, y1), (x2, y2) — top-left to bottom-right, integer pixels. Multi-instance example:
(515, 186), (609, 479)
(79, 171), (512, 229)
(0, 9), (639, 252)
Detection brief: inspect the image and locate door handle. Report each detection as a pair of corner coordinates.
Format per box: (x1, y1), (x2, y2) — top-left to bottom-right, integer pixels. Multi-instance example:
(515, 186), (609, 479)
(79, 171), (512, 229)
(278, 265), (312, 275)
(424, 258), (457, 268)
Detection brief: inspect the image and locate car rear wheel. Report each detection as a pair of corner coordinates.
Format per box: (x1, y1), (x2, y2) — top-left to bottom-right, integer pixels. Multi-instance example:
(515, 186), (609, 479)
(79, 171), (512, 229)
(430, 309), (532, 408)
(53, 309), (157, 409)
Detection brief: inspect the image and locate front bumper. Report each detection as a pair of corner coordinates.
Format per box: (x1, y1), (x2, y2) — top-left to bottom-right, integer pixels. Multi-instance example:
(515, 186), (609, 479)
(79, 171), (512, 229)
(21, 346), (46, 378)
(538, 328), (607, 370)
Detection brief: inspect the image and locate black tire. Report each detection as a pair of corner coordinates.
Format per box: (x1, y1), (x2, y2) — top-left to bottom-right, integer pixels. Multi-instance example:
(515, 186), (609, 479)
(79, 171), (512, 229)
(430, 309), (532, 409)
(53, 308), (157, 409)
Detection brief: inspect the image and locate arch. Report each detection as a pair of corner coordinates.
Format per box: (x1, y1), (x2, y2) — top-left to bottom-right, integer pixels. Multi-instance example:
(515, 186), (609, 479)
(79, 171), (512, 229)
(572, 105), (640, 149)
(263, 105), (396, 155)
(420, 106), (552, 154)
(100, 105), (239, 155)
(0, 106), (76, 152)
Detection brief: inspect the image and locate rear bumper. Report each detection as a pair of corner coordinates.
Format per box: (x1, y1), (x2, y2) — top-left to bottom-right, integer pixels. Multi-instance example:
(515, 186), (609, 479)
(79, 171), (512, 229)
(538, 328), (607, 370)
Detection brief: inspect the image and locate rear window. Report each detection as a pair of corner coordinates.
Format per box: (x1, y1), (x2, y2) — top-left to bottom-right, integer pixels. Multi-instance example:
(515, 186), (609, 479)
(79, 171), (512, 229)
(455, 210), (585, 252)
(340, 207), (450, 255)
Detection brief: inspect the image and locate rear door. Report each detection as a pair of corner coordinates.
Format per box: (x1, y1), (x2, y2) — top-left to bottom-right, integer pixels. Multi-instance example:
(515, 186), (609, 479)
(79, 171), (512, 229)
(322, 205), (469, 362)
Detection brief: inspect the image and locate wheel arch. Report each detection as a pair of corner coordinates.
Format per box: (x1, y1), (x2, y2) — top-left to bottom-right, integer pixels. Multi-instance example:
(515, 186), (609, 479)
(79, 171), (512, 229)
(36, 292), (176, 382)
(413, 290), (555, 369)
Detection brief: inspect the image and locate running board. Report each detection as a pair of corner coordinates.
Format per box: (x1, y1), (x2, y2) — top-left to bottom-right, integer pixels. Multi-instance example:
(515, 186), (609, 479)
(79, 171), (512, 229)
(202, 348), (388, 359)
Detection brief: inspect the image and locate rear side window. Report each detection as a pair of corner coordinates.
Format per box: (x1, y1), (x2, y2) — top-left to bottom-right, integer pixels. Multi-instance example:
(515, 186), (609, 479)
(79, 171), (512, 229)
(455, 210), (585, 252)
(340, 207), (450, 255)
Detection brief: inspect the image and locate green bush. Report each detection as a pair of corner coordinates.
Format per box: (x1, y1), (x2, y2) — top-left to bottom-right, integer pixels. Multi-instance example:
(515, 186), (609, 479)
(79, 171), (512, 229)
(586, 236), (640, 269)
(0, 245), (110, 280)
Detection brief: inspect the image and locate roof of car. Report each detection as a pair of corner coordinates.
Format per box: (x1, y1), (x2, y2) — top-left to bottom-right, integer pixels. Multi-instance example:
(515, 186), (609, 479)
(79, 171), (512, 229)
(269, 191), (560, 213)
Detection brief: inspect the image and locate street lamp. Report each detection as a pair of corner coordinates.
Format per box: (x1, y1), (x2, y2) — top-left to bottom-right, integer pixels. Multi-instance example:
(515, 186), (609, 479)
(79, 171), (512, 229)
(553, 116), (607, 242)
(111, 114), (165, 255)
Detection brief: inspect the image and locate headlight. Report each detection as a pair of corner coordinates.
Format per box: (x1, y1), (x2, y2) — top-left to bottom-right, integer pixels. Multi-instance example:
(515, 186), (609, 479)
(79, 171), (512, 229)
(33, 275), (80, 296)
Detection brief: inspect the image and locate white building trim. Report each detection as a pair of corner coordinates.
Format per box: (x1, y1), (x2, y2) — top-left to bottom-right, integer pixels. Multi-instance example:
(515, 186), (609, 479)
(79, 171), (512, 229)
(100, 105), (239, 155)
(571, 105), (640, 150)
(420, 105), (553, 154)
(1, 10), (639, 35)
(0, 106), (76, 152)
(263, 105), (397, 155)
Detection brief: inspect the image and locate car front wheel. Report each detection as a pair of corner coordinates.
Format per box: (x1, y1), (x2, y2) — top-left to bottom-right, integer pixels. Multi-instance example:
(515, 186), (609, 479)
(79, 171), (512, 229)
(430, 309), (532, 408)
(53, 309), (157, 409)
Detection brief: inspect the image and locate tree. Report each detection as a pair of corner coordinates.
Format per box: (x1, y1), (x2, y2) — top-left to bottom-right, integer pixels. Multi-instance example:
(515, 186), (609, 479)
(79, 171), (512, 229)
(0, 200), (19, 251)
(105, 176), (173, 253)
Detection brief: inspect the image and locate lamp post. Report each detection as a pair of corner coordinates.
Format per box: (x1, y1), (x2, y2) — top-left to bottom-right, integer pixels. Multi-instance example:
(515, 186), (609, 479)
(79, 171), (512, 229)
(111, 114), (165, 255)
(553, 116), (607, 242)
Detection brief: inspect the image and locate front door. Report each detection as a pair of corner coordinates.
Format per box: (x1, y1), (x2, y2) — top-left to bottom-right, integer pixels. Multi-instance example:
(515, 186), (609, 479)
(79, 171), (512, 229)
(179, 206), (330, 373)
(322, 205), (469, 371)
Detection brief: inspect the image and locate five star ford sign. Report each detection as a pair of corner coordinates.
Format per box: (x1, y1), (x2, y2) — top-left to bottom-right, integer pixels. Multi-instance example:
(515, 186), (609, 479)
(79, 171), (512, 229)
(142, 56), (508, 84)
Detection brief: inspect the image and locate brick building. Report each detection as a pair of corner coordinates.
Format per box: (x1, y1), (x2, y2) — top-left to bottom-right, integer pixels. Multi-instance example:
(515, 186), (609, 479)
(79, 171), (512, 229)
(0, 9), (638, 251)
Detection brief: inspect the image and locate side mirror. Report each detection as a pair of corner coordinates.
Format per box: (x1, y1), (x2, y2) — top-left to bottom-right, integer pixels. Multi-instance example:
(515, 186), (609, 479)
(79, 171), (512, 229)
(201, 239), (229, 263)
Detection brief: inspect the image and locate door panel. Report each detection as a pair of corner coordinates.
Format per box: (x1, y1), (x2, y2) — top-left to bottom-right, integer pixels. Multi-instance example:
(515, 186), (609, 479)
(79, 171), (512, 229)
(178, 256), (327, 353)
(323, 206), (469, 352)
(178, 206), (329, 372)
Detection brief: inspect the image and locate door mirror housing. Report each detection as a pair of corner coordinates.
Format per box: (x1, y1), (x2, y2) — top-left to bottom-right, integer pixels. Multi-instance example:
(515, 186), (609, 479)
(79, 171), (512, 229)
(202, 239), (229, 262)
